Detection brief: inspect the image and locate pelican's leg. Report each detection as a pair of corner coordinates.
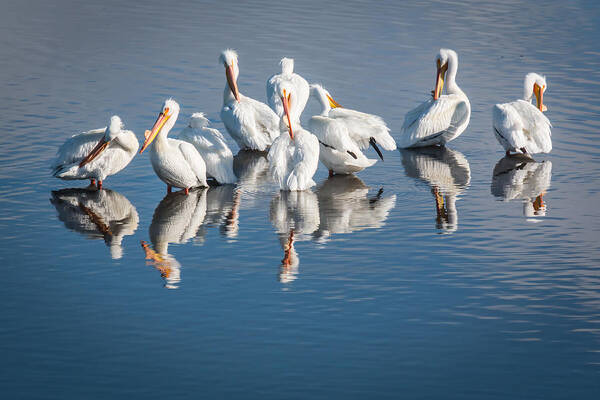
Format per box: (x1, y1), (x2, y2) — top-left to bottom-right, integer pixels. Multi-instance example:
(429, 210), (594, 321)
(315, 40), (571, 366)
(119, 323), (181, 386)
(90, 179), (96, 186)
(167, 185), (172, 194)
(329, 170), (334, 178)
(184, 188), (189, 195)
(97, 180), (103, 190)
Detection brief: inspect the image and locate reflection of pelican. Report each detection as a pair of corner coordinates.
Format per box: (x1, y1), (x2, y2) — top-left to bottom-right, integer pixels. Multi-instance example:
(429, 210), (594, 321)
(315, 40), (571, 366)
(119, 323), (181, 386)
(196, 185), (239, 241)
(314, 175), (396, 242)
(233, 150), (270, 194)
(270, 190), (320, 283)
(400, 147), (470, 233)
(144, 189), (208, 288)
(50, 187), (139, 259)
(491, 155), (552, 220)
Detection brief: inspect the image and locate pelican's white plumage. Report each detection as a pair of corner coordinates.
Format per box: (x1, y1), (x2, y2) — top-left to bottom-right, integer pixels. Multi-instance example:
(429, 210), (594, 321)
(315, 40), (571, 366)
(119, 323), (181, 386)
(268, 82), (319, 191)
(219, 49), (280, 151)
(51, 116), (138, 187)
(140, 99), (208, 192)
(179, 112), (237, 184)
(493, 73), (552, 155)
(308, 107), (376, 174)
(310, 84), (395, 158)
(267, 57), (310, 124)
(399, 49), (470, 148)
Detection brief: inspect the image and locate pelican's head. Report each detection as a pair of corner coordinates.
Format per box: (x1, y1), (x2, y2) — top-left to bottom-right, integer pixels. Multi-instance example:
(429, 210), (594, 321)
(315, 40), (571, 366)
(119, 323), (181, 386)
(189, 112), (210, 129)
(106, 115), (124, 140)
(140, 98), (180, 154)
(278, 82), (295, 139)
(524, 73), (548, 112)
(310, 84), (341, 112)
(434, 48), (457, 100)
(280, 57), (294, 76)
(219, 49), (240, 101)
(78, 115), (123, 168)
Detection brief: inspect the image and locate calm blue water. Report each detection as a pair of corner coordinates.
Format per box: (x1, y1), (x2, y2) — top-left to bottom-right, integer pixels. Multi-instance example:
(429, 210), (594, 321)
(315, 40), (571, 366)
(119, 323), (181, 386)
(1, 0), (600, 398)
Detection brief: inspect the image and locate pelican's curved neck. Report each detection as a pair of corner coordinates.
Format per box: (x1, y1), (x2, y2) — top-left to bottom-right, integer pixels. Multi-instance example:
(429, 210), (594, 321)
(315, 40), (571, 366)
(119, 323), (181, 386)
(445, 53), (464, 97)
(115, 130), (138, 153)
(313, 88), (331, 116)
(522, 75), (535, 103)
(223, 85), (237, 103)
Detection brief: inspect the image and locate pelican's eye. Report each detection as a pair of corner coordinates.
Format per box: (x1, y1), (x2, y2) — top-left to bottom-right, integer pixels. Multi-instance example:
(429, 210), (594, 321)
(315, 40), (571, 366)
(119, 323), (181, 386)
(164, 107), (170, 115)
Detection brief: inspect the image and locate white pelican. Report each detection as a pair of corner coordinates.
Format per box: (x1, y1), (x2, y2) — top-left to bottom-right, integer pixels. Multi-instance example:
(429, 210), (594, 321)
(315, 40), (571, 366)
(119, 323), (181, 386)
(51, 116), (138, 189)
(491, 155), (552, 220)
(309, 84), (396, 161)
(179, 112), (237, 184)
(140, 99), (208, 195)
(493, 73), (552, 156)
(314, 175), (396, 242)
(400, 147), (470, 233)
(399, 49), (471, 148)
(268, 82), (320, 191)
(219, 49), (280, 151)
(308, 86), (377, 176)
(267, 57), (309, 124)
(50, 187), (139, 259)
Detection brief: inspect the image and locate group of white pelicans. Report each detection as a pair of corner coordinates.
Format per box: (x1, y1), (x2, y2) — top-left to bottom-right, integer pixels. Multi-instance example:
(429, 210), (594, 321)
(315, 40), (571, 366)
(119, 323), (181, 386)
(51, 48), (552, 195)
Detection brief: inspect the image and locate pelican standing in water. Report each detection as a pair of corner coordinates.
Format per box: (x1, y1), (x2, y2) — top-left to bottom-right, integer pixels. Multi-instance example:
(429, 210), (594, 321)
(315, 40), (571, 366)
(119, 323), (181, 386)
(493, 73), (552, 156)
(219, 49), (280, 151)
(51, 116), (138, 189)
(179, 112), (237, 184)
(309, 84), (396, 161)
(268, 82), (319, 191)
(399, 49), (471, 148)
(267, 57), (310, 124)
(140, 99), (208, 195)
(308, 86), (377, 176)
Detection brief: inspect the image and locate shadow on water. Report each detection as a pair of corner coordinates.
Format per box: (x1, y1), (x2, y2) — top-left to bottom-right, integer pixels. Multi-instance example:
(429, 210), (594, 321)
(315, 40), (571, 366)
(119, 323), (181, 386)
(400, 146), (471, 234)
(50, 187), (139, 259)
(491, 155), (552, 222)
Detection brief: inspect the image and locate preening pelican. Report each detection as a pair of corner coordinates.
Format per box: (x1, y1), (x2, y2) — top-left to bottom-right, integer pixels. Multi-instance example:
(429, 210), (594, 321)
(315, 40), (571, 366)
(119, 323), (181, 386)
(491, 155), (551, 220)
(179, 112), (237, 184)
(268, 82), (320, 191)
(399, 49), (471, 148)
(314, 175), (397, 242)
(219, 49), (280, 151)
(493, 73), (552, 156)
(267, 57), (310, 124)
(400, 147), (470, 233)
(308, 85), (377, 176)
(310, 84), (396, 161)
(140, 99), (208, 195)
(50, 187), (139, 259)
(51, 116), (138, 189)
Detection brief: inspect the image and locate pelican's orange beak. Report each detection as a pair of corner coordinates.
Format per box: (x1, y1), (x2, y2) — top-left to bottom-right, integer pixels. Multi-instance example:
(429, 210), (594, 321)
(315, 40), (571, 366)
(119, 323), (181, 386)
(326, 93), (341, 108)
(140, 108), (171, 154)
(534, 83), (547, 112)
(282, 89), (293, 140)
(226, 64), (240, 102)
(434, 59), (448, 101)
(79, 136), (110, 168)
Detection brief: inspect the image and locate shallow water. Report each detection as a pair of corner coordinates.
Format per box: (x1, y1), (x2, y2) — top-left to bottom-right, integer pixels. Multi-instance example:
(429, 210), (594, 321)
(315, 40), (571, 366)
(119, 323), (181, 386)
(1, 0), (600, 398)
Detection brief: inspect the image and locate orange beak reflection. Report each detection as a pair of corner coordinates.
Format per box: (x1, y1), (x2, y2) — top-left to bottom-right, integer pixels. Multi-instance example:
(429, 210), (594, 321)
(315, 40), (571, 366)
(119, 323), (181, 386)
(226, 64), (240, 102)
(434, 59), (448, 101)
(282, 89), (293, 140)
(79, 137), (109, 168)
(140, 110), (170, 154)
